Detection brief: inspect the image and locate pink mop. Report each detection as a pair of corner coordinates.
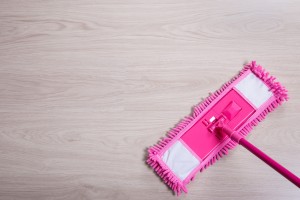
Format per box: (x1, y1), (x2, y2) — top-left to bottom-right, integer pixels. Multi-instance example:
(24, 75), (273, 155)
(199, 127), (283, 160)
(147, 61), (300, 195)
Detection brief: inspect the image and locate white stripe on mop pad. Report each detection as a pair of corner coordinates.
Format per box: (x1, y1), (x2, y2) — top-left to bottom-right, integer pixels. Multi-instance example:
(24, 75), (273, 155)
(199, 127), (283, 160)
(235, 72), (273, 108)
(162, 141), (200, 181)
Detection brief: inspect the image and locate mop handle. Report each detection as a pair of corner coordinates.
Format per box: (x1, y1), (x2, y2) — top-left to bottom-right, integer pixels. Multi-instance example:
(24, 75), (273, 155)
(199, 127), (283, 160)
(220, 124), (300, 188)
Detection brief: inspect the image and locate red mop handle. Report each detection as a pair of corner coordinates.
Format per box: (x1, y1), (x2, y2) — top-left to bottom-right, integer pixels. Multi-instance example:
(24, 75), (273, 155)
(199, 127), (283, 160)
(220, 125), (300, 188)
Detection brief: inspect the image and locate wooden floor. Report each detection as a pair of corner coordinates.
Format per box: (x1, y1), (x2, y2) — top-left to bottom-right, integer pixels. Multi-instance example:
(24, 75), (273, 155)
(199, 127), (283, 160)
(0, 1), (299, 199)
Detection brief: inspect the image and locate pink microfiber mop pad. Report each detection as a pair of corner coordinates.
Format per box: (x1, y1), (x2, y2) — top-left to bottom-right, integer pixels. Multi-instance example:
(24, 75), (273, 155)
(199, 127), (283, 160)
(146, 61), (292, 195)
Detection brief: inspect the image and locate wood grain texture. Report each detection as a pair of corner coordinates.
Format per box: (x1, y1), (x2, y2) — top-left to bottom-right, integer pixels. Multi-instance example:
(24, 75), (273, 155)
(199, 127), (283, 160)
(0, 0), (299, 199)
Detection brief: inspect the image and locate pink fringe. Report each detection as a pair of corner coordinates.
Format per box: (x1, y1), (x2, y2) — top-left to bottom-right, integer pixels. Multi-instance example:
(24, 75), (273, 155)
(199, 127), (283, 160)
(147, 61), (288, 195)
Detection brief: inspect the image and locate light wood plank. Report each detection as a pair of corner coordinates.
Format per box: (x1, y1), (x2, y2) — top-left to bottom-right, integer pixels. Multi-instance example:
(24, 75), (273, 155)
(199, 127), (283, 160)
(0, 1), (299, 199)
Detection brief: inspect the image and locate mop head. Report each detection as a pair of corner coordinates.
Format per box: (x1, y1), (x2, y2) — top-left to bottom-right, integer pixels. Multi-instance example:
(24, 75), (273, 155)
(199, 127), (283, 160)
(147, 61), (288, 195)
